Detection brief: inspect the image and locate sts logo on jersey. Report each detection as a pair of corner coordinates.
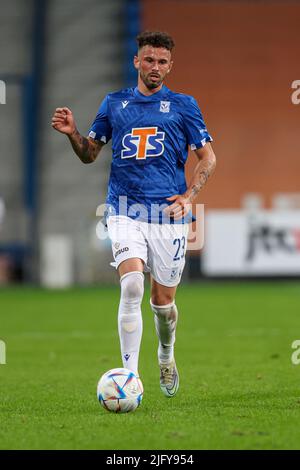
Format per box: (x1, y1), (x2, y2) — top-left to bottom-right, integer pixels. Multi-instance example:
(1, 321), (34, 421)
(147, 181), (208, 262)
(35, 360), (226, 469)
(121, 127), (165, 160)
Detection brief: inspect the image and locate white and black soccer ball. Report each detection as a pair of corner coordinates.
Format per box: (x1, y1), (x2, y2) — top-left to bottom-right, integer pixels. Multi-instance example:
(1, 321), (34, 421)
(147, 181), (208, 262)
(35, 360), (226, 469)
(97, 368), (143, 413)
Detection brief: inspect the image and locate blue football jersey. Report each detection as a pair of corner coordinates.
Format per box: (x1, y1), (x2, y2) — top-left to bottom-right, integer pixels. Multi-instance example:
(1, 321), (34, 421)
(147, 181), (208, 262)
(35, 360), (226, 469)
(88, 85), (212, 223)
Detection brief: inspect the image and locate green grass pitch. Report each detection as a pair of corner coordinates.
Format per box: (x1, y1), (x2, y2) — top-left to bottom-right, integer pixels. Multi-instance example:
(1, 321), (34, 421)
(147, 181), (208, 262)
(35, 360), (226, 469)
(0, 282), (300, 450)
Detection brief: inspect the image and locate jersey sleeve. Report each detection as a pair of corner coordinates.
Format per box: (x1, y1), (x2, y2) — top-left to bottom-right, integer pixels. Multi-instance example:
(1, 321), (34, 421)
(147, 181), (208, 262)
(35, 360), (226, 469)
(88, 95), (112, 143)
(182, 96), (213, 150)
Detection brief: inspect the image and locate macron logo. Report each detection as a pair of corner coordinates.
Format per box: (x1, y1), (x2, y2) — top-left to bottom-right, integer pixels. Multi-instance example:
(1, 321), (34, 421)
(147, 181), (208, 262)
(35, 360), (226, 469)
(122, 100), (129, 109)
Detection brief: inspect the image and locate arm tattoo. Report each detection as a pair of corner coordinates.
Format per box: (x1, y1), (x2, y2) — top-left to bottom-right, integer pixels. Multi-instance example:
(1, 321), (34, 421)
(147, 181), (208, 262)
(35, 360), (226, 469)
(190, 169), (210, 198)
(68, 129), (100, 164)
(187, 155), (216, 202)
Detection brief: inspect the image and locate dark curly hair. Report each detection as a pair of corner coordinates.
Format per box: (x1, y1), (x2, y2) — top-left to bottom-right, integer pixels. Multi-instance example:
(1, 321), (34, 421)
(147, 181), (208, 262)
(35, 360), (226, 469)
(136, 31), (175, 51)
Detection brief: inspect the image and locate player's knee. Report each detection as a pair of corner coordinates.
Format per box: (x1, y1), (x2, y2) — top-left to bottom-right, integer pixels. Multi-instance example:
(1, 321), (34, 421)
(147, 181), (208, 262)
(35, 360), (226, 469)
(120, 271), (144, 303)
(150, 301), (178, 323)
(150, 292), (174, 307)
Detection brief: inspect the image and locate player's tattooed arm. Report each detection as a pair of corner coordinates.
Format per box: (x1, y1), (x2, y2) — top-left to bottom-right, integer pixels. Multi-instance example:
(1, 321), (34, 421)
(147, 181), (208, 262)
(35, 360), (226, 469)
(164, 143), (216, 220)
(68, 129), (104, 164)
(185, 143), (216, 202)
(51, 107), (104, 163)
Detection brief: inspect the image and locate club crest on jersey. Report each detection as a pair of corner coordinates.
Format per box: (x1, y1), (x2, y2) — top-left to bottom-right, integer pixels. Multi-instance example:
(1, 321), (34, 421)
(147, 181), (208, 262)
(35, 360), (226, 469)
(121, 127), (165, 160)
(160, 101), (170, 113)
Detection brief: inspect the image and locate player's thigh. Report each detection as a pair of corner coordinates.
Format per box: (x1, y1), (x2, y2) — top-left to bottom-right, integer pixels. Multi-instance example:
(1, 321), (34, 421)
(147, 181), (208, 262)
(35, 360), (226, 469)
(118, 258), (144, 277)
(150, 276), (177, 306)
(146, 223), (189, 288)
(107, 215), (148, 276)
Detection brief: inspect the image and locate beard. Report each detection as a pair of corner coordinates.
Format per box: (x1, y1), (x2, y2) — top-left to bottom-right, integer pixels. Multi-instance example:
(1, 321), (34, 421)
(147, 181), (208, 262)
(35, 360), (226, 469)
(140, 71), (163, 90)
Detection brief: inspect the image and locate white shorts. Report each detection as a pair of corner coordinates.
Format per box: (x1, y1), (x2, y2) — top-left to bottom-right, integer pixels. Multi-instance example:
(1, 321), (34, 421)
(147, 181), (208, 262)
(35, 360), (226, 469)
(107, 215), (189, 287)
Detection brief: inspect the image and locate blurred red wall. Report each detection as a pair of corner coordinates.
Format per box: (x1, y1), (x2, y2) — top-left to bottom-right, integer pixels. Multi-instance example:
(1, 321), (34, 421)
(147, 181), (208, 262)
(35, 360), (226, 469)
(142, 0), (300, 208)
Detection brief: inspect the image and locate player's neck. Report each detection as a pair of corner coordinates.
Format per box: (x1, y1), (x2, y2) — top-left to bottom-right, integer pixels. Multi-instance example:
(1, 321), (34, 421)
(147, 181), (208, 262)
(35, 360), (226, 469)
(137, 80), (164, 96)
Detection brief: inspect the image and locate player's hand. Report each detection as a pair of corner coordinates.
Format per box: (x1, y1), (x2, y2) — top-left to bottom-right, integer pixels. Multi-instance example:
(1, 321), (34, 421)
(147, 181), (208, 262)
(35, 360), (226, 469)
(164, 194), (192, 220)
(51, 107), (76, 135)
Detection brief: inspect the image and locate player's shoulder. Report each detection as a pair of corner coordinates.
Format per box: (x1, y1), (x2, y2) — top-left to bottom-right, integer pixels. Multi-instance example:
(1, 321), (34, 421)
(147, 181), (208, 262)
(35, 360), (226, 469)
(168, 89), (198, 106)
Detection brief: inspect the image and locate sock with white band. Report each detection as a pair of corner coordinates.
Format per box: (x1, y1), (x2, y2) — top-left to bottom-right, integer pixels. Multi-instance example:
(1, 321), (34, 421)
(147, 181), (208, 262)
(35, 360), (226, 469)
(150, 301), (178, 365)
(118, 271), (144, 376)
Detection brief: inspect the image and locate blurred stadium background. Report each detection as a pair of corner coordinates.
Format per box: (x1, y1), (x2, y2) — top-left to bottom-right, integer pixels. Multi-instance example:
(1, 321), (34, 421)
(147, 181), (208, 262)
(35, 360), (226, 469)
(0, 0), (300, 287)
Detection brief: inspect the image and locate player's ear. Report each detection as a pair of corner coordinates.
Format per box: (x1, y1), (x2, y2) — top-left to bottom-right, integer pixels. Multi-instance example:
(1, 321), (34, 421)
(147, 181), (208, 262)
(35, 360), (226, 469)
(168, 61), (173, 74)
(133, 55), (140, 70)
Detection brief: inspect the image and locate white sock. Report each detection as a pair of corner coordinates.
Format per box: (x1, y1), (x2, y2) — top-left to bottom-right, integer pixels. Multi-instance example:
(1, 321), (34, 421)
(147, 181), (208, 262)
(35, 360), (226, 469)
(150, 301), (178, 365)
(118, 271), (144, 376)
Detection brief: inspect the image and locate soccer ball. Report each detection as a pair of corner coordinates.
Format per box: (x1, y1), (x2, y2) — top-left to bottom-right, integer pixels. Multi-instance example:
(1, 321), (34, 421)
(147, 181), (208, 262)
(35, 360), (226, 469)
(97, 368), (143, 413)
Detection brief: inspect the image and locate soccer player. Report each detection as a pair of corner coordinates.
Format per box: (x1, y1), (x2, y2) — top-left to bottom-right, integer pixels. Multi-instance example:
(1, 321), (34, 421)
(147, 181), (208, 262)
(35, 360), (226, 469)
(52, 31), (216, 397)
